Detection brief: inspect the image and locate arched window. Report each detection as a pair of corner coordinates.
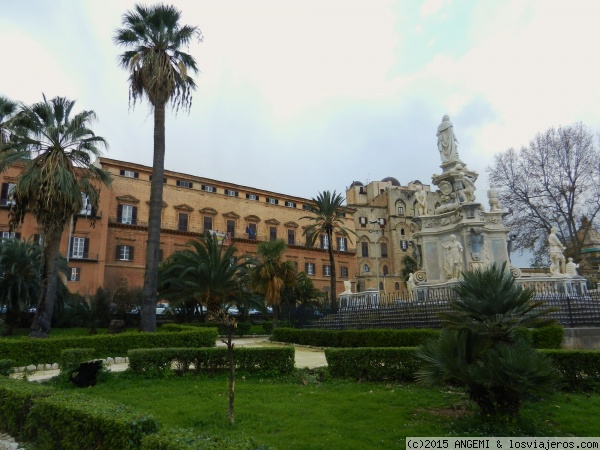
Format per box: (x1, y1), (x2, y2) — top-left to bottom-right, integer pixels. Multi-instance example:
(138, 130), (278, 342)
(396, 200), (406, 216)
(363, 264), (370, 273)
(379, 281), (383, 290)
(400, 228), (405, 236)
(383, 265), (389, 276)
(380, 242), (388, 258)
(395, 282), (400, 290)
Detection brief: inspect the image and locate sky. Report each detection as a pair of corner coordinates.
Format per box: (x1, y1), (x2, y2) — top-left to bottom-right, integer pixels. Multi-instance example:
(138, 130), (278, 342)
(2, 0), (600, 204)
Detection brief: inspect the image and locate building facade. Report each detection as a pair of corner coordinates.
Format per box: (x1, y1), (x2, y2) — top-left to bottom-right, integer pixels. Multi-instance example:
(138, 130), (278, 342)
(0, 158), (357, 299)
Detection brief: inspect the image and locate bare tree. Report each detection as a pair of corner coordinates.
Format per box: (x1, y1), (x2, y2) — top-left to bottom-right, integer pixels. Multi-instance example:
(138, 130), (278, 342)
(487, 123), (600, 266)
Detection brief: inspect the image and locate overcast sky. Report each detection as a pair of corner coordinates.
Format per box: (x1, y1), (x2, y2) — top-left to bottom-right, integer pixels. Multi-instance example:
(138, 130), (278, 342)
(3, 0), (600, 206)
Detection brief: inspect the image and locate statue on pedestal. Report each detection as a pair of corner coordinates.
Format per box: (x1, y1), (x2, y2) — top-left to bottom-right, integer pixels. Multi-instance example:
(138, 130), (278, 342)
(414, 183), (427, 216)
(548, 227), (566, 275)
(565, 258), (579, 277)
(442, 234), (464, 280)
(437, 115), (460, 163)
(406, 273), (416, 299)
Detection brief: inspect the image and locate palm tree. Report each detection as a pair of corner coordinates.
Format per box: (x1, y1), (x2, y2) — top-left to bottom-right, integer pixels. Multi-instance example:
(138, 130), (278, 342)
(158, 233), (248, 314)
(0, 95), (111, 337)
(0, 96), (18, 144)
(249, 239), (296, 328)
(301, 191), (355, 310)
(114, 4), (202, 332)
(416, 263), (558, 417)
(0, 238), (41, 334)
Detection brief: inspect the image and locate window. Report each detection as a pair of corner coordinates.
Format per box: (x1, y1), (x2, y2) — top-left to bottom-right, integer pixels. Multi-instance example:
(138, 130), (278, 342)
(288, 229), (295, 246)
(116, 245), (134, 261)
(70, 237), (89, 259)
(340, 266), (348, 278)
(266, 197), (278, 205)
(363, 264), (370, 273)
(305, 262), (315, 275)
(321, 235), (329, 250)
(398, 206), (404, 215)
(378, 218), (386, 228)
(302, 204), (312, 211)
(246, 193), (259, 201)
(246, 223), (257, 239)
(227, 220), (235, 238)
(33, 234), (43, 246)
(120, 169), (139, 178)
(225, 189), (238, 197)
(383, 265), (389, 276)
(323, 265), (331, 277)
(361, 242), (369, 257)
(69, 267), (80, 282)
(285, 201), (296, 208)
(0, 182), (15, 206)
(117, 204), (137, 225)
(395, 282), (400, 291)
(400, 228), (405, 236)
(338, 237), (347, 252)
(380, 242), (388, 258)
(177, 180), (193, 188)
(1, 231), (20, 240)
(401, 240), (408, 252)
(203, 216), (213, 232)
(359, 216), (367, 228)
(269, 226), (277, 241)
(201, 184), (215, 193)
(178, 213), (189, 232)
(159, 249), (164, 262)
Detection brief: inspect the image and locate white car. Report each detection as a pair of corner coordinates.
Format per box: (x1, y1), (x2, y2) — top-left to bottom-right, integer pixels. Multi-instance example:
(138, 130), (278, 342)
(156, 303), (170, 315)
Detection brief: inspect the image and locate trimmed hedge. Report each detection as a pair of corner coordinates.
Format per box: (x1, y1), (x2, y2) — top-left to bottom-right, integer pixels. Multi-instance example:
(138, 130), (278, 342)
(325, 347), (421, 381)
(272, 328), (440, 348)
(163, 322), (253, 337)
(0, 359), (15, 376)
(141, 428), (271, 450)
(0, 378), (54, 438)
(541, 349), (600, 391)
(514, 325), (564, 349)
(325, 346), (600, 390)
(128, 347), (295, 376)
(0, 329), (218, 366)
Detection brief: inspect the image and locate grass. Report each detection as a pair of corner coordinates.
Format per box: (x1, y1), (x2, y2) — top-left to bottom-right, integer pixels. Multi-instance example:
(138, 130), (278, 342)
(69, 371), (600, 449)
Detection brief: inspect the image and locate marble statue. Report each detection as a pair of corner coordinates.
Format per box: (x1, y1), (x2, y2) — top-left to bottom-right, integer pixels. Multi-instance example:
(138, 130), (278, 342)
(409, 240), (422, 268)
(406, 273), (416, 299)
(487, 187), (502, 211)
(442, 234), (463, 280)
(414, 183), (427, 216)
(565, 258), (579, 277)
(436, 115), (459, 163)
(548, 227), (566, 275)
(458, 171), (476, 203)
(342, 280), (353, 294)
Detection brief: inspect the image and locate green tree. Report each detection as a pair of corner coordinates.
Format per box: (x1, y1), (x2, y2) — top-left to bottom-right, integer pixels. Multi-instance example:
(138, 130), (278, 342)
(249, 239), (296, 329)
(400, 255), (418, 282)
(114, 4), (202, 332)
(0, 238), (41, 334)
(416, 263), (558, 417)
(0, 96), (18, 144)
(0, 96), (111, 337)
(301, 191), (355, 309)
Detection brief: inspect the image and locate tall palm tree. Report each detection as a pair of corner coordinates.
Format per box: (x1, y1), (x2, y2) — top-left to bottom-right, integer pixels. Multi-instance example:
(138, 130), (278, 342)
(0, 238), (41, 334)
(0, 95), (111, 337)
(0, 96), (18, 144)
(249, 239), (296, 328)
(301, 191), (355, 310)
(114, 4), (202, 332)
(158, 233), (248, 314)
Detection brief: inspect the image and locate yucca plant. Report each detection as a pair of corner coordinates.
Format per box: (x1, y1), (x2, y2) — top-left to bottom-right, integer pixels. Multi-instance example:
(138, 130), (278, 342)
(416, 263), (558, 417)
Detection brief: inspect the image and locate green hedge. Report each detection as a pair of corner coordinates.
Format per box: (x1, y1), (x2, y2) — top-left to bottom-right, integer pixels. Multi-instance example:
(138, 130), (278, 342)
(272, 328), (440, 347)
(325, 347), (421, 381)
(141, 428), (270, 450)
(514, 325), (564, 349)
(0, 329), (218, 366)
(128, 347), (295, 376)
(164, 322), (254, 337)
(0, 378), (54, 438)
(541, 349), (600, 391)
(325, 346), (600, 389)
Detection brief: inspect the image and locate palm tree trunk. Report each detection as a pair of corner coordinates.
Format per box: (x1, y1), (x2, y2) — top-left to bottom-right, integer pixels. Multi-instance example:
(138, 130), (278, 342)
(141, 104), (166, 332)
(30, 227), (63, 338)
(327, 230), (337, 311)
(227, 333), (235, 426)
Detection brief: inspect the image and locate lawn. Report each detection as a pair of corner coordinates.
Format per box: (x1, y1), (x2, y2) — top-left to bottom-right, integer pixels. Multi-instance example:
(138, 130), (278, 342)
(73, 371), (600, 449)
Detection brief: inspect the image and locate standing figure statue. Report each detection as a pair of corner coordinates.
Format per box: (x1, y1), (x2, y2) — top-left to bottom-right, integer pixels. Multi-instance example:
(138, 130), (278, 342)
(414, 183), (427, 216)
(565, 258), (579, 277)
(548, 226), (566, 275)
(436, 115), (460, 163)
(442, 234), (464, 280)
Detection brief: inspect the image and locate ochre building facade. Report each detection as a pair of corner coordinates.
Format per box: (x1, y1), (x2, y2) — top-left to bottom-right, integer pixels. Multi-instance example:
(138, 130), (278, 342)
(0, 158), (357, 299)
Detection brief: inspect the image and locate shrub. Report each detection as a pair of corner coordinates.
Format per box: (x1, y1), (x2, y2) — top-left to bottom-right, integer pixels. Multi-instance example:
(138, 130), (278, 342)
(532, 324), (564, 349)
(25, 392), (159, 450)
(141, 427), (271, 450)
(128, 347), (295, 376)
(0, 329), (218, 366)
(325, 347), (420, 381)
(541, 349), (600, 391)
(0, 359), (15, 377)
(0, 377), (54, 438)
(271, 327), (440, 347)
(262, 321), (273, 334)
